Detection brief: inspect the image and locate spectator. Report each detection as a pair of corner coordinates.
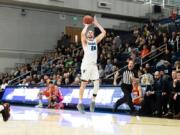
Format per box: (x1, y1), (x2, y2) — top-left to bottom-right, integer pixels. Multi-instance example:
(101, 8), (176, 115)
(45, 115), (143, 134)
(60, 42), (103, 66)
(18, 79), (29, 86)
(71, 75), (80, 86)
(172, 71), (180, 118)
(113, 36), (122, 49)
(104, 59), (113, 75)
(141, 45), (150, 58)
(153, 71), (163, 117)
(141, 68), (154, 86)
(98, 64), (105, 79)
(132, 78), (143, 105)
(38, 78), (46, 86)
(1, 79), (8, 91)
(163, 70), (177, 118)
(168, 32), (177, 52)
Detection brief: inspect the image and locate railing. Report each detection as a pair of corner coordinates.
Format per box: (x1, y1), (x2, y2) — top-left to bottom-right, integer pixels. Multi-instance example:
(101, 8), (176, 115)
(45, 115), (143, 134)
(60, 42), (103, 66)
(140, 44), (166, 65)
(8, 71), (31, 86)
(40, 46), (82, 75)
(0, 48), (44, 54)
(105, 44), (166, 79)
(8, 45), (83, 85)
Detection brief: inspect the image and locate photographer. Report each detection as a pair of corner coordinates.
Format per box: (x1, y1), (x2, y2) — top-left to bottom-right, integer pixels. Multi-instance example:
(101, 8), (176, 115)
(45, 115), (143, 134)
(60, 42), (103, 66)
(172, 71), (180, 118)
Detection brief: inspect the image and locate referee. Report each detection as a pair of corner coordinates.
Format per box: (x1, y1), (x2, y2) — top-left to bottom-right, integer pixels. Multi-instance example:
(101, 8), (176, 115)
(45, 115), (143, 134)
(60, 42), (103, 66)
(113, 60), (136, 113)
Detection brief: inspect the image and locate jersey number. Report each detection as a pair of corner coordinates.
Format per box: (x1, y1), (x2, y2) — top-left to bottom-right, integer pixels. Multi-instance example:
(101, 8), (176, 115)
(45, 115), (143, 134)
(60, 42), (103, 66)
(91, 46), (96, 51)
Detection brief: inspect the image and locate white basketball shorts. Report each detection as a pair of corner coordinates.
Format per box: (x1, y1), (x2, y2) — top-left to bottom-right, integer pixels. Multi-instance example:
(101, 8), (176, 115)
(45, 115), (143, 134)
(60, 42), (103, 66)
(80, 64), (99, 81)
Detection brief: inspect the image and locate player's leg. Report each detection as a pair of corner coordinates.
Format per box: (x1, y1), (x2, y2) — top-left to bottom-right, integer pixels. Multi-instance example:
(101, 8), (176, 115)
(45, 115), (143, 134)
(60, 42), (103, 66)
(90, 65), (99, 112)
(77, 80), (88, 113)
(77, 65), (90, 113)
(36, 91), (43, 108)
(0, 103), (10, 122)
(49, 96), (56, 108)
(90, 79), (99, 112)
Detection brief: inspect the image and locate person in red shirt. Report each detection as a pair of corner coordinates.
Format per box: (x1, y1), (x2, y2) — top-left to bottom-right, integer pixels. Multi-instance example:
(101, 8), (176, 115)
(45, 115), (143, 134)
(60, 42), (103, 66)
(36, 81), (63, 109)
(141, 45), (150, 58)
(132, 78), (143, 105)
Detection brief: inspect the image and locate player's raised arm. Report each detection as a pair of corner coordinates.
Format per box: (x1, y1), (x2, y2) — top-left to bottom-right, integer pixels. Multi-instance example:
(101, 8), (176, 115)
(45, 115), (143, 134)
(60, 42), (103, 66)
(93, 16), (106, 44)
(81, 24), (89, 46)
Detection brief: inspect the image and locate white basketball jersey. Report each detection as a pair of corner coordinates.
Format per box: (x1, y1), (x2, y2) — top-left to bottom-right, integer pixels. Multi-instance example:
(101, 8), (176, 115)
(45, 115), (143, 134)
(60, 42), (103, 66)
(82, 39), (98, 65)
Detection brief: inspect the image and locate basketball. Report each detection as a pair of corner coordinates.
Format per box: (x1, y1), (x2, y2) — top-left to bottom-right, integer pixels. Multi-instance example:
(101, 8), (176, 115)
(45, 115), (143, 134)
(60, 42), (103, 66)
(43, 90), (50, 97)
(83, 15), (93, 24)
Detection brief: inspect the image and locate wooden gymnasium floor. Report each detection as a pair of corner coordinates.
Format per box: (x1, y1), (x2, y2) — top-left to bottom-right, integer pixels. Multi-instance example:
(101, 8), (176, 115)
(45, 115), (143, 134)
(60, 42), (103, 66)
(0, 106), (180, 135)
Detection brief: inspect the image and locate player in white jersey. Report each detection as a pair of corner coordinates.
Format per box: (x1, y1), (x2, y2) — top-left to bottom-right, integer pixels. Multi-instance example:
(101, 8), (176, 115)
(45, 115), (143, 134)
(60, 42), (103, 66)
(77, 16), (106, 113)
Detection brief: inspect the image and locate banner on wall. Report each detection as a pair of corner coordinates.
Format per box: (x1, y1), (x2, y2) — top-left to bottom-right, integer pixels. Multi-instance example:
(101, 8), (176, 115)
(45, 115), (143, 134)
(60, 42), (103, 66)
(2, 86), (128, 109)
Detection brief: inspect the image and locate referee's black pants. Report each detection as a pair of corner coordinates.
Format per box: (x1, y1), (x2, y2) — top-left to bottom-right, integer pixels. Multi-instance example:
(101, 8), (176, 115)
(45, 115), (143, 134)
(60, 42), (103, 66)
(173, 95), (180, 114)
(114, 83), (135, 112)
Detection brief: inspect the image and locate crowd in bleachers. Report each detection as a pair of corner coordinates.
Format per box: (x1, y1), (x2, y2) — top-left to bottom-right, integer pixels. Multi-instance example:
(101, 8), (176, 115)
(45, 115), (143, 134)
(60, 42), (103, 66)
(112, 22), (180, 118)
(0, 20), (179, 118)
(0, 22), (179, 88)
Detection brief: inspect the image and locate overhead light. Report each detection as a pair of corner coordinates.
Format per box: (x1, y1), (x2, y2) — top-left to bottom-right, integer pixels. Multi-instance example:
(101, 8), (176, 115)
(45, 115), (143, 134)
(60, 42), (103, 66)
(97, 1), (112, 9)
(21, 9), (27, 16)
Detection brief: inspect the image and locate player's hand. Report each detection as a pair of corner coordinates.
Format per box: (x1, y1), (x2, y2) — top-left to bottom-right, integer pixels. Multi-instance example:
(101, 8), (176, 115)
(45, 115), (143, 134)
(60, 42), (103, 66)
(162, 92), (166, 96)
(173, 93), (177, 100)
(145, 91), (150, 96)
(114, 71), (119, 79)
(93, 16), (98, 25)
(151, 91), (155, 94)
(132, 99), (135, 103)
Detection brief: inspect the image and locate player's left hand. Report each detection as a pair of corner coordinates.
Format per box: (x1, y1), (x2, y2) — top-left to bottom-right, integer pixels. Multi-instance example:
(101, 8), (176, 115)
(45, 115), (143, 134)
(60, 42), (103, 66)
(93, 16), (98, 25)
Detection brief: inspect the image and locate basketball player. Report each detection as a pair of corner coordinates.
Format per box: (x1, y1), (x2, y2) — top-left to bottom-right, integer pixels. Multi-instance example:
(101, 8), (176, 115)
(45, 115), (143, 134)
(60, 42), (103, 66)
(36, 81), (63, 108)
(77, 16), (106, 113)
(0, 103), (10, 122)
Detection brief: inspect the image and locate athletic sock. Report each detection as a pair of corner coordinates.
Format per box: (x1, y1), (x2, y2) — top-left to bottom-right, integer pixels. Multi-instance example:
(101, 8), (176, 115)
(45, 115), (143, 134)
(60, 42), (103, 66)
(92, 98), (95, 102)
(78, 99), (82, 104)
(0, 105), (4, 112)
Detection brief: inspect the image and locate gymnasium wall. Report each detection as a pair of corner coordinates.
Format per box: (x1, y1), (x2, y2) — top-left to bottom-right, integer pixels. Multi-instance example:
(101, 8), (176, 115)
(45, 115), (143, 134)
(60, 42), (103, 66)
(0, 6), (82, 52)
(0, 2), (144, 72)
(0, 6), (82, 72)
(3, 0), (150, 18)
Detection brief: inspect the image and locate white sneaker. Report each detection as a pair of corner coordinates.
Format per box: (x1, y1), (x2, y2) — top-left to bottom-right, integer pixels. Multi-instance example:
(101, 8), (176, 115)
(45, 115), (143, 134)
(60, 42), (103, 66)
(35, 104), (43, 108)
(77, 104), (85, 114)
(90, 101), (95, 112)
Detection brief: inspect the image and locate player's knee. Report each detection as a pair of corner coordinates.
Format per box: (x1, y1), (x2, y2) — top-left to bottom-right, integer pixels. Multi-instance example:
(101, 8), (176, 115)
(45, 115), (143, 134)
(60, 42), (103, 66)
(38, 92), (43, 98)
(93, 80), (99, 88)
(80, 81), (88, 89)
(93, 80), (99, 95)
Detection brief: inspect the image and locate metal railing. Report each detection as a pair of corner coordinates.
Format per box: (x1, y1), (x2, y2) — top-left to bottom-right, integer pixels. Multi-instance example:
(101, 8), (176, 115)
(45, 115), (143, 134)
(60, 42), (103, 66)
(105, 44), (166, 79)
(8, 71), (31, 86)
(8, 45), (83, 85)
(140, 44), (166, 65)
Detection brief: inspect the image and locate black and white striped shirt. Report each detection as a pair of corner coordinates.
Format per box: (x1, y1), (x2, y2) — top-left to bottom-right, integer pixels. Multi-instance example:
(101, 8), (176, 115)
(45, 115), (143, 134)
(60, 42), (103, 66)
(122, 69), (135, 85)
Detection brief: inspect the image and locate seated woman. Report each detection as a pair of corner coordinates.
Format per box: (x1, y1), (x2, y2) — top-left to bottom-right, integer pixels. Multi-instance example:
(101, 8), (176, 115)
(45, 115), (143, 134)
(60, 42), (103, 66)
(36, 81), (64, 109)
(132, 78), (143, 105)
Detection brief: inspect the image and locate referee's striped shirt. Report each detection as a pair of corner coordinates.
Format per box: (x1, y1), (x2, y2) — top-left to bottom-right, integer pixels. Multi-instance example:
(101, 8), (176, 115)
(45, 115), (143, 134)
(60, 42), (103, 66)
(122, 69), (134, 85)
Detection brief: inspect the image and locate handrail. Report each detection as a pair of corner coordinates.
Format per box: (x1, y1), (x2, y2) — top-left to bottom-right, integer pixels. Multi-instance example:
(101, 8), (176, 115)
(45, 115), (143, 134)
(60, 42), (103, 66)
(40, 46), (82, 76)
(0, 49), (44, 54)
(8, 45), (82, 85)
(141, 44), (166, 60)
(104, 44), (166, 79)
(105, 65), (127, 79)
(8, 71), (31, 85)
(142, 49), (165, 65)
(140, 44), (166, 65)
